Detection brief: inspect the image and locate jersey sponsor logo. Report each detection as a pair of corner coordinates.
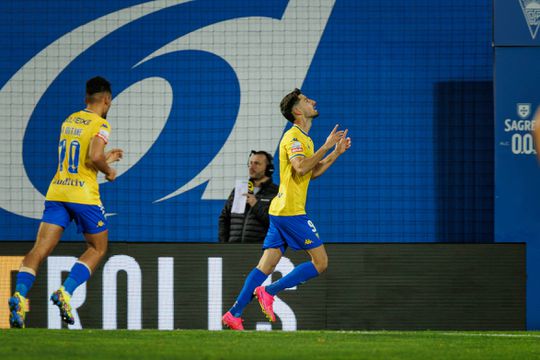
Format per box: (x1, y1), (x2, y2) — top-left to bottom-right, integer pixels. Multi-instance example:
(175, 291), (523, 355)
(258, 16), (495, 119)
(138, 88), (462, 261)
(291, 141), (304, 153)
(66, 117), (92, 125)
(52, 178), (85, 187)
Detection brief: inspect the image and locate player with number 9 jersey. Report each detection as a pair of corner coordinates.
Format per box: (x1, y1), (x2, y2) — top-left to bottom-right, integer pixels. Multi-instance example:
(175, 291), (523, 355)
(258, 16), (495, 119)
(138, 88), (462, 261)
(222, 88), (352, 330)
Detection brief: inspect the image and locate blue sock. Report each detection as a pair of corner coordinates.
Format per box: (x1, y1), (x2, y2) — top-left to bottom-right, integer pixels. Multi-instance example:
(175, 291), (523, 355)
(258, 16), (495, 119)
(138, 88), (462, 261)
(229, 268), (268, 318)
(62, 262), (91, 295)
(266, 262), (319, 296)
(15, 271), (36, 297)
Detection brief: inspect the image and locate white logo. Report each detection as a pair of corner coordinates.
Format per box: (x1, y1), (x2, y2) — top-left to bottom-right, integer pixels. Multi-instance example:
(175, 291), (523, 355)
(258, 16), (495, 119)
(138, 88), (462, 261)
(520, 0), (540, 39)
(517, 103), (531, 118)
(0, 0), (335, 219)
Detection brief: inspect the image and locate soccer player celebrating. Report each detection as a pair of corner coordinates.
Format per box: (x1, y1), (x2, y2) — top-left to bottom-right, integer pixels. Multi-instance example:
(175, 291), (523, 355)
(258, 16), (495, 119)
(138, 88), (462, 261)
(8, 77), (123, 328)
(222, 88), (352, 330)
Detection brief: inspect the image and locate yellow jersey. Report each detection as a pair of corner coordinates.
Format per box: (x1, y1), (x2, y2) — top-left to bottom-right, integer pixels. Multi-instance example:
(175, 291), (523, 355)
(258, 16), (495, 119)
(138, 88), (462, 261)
(45, 110), (111, 205)
(269, 125), (314, 216)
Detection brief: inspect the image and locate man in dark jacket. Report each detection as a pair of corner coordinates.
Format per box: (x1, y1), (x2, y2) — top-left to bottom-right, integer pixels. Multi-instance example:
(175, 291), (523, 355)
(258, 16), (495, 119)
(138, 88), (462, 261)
(219, 151), (279, 243)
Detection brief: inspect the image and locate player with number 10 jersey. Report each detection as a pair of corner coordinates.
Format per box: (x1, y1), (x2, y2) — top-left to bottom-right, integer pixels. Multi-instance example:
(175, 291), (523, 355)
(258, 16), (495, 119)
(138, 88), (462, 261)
(8, 77), (123, 329)
(46, 109), (112, 206)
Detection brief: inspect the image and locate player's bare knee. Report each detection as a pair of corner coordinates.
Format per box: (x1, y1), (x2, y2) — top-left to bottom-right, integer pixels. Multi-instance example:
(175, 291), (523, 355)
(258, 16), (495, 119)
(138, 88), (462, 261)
(95, 246), (107, 259)
(256, 263), (275, 275)
(313, 256), (328, 274)
(94, 243), (108, 259)
(87, 240), (107, 258)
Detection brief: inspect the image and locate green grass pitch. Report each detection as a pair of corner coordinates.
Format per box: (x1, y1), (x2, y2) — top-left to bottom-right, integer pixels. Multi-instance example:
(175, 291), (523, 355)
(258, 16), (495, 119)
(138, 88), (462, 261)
(1, 329), (539, 359)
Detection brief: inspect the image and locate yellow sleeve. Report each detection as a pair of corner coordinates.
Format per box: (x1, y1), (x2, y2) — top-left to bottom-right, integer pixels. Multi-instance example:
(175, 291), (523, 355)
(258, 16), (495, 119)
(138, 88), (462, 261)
(94, 120), (112, 144)
(284, 132), (308, 160)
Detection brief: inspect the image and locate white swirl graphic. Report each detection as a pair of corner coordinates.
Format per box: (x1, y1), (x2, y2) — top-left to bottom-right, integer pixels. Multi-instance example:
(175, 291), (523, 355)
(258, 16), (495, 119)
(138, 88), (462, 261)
(0, 0), (335, 218)
(138, 0), (336, 202)
(0, 0), (191, 219)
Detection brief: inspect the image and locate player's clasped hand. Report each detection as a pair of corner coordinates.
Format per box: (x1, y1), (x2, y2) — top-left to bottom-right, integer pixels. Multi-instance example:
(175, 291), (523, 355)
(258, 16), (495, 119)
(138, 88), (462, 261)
(106, 148), (124, 163)
(335, 129), (351, 155)
(105, 148), (123, 182)
(324, 124), (345, 150)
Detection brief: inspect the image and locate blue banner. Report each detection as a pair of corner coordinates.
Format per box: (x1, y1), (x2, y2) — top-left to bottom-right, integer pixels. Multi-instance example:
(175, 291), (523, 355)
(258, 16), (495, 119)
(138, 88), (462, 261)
(0, 0), (492, 244)
(495, 47), (540, 330)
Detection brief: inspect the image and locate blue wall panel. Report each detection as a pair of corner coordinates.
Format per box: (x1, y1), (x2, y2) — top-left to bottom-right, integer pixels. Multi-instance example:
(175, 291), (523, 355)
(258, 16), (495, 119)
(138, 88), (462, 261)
(0, 0), (493, 244)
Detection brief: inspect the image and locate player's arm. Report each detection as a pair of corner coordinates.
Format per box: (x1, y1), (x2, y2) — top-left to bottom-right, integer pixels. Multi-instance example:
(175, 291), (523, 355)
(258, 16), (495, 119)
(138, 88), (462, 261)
(88, 136), (116, 181)
(311, 152), (339, 180)
(290, 125), (345, 176)
(311, 130), (351, 179)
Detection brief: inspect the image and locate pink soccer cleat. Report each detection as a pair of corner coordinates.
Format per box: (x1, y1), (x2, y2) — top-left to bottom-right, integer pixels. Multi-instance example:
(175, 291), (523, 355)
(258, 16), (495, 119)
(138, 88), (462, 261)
(254, 286), (275, 322)
(222, 311), (244, 330)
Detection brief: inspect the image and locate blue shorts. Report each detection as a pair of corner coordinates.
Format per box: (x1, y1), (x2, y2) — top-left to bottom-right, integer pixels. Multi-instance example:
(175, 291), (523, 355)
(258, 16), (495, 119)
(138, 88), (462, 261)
(263, 215), (323, 253)
(41, 201), (108, 234)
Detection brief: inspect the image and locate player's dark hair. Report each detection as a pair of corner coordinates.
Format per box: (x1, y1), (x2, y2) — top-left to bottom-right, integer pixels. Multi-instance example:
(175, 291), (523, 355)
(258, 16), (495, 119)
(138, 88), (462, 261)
(280, 88), (302, 123)
(86, 76), (111, 101)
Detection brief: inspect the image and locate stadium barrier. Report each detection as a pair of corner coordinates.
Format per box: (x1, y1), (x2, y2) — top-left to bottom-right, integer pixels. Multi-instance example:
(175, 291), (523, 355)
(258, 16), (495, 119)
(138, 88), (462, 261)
(0, 243), (525, 330)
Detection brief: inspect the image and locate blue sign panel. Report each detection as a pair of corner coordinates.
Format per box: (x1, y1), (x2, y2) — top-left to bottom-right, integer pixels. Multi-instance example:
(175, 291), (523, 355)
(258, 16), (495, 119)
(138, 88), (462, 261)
(495, 47), (540, 329)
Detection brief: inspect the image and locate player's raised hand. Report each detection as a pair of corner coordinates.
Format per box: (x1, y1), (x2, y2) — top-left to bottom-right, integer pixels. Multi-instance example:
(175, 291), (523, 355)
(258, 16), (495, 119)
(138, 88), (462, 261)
(105, 167), (117, 182)
(106, 148), (124, 164)
(335, 129), (351, 155)
(324, 124), (345, 150)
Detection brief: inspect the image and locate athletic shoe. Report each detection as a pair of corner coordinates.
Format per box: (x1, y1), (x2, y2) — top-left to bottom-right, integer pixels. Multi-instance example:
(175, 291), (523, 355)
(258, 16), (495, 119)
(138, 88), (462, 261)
(50, 287), (75, 325)
(222, 311), (244, 330)
(8, 292), (27, 328)
(254, 286), (276, 322)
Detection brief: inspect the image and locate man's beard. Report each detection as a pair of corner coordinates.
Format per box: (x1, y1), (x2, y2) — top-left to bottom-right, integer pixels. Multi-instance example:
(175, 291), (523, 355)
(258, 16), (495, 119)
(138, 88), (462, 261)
(250, 173), (264, 181)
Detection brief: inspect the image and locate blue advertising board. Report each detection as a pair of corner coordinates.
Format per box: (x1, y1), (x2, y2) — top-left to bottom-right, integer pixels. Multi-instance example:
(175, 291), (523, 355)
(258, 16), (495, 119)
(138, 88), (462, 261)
(0, 0), (494, 244)
(494, 0), (540, 329)
(495, 47), (540, 330)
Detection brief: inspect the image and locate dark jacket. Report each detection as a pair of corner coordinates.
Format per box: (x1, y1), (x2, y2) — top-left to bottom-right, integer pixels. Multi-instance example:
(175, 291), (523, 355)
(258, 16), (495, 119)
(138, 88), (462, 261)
(218, 178), (279, 243)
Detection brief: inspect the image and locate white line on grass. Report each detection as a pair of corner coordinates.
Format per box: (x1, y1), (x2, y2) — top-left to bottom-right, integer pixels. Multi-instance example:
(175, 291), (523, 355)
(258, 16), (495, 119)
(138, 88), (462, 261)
(440, 332), (540, 338)
(335, 331), (540, 338)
